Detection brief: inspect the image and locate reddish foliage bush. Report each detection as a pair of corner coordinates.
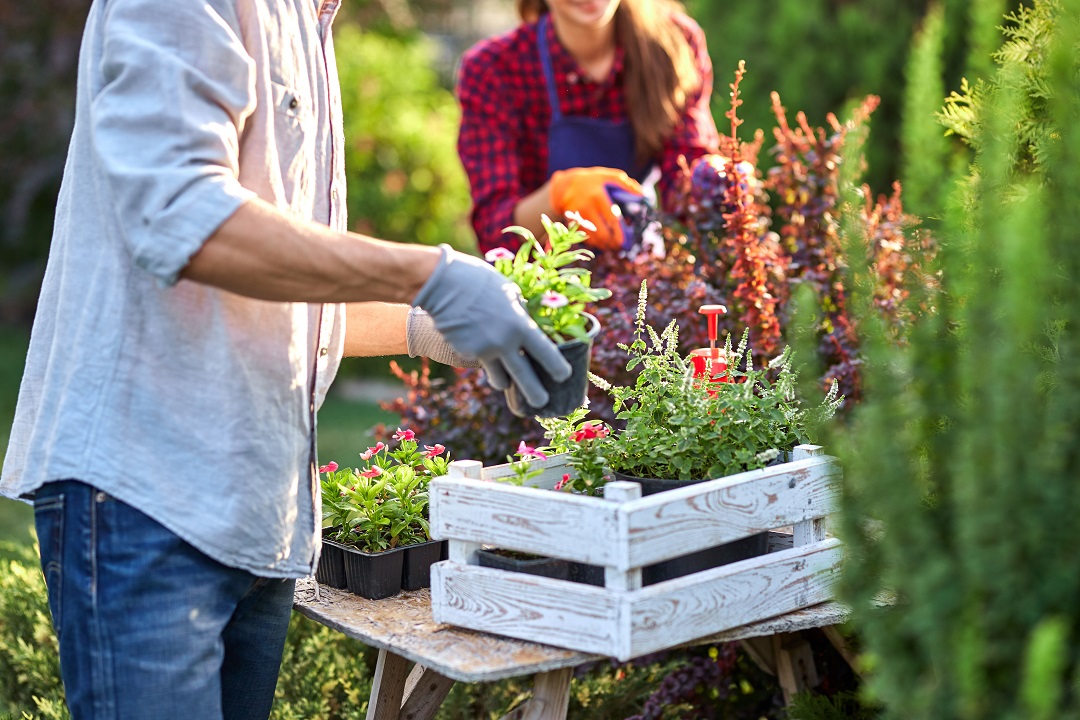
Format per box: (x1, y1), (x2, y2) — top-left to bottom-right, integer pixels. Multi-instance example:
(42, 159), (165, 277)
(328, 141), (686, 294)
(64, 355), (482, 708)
(381, 69), (935, 465)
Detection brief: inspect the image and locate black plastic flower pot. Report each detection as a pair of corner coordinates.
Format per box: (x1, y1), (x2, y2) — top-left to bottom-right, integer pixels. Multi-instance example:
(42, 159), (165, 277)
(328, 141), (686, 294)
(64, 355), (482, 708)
(315, 529), (348, 589)
(401, 539), (447, 591)
(505, 313), (601, 419)
(342, 545), (405, 600)
(568, 561), (606, 586)
(477, 548), (571, 581)
(611, 471), (770, 586)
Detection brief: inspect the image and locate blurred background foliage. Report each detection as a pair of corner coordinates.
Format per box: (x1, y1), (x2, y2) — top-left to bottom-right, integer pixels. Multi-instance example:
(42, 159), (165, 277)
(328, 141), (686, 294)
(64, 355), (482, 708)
(0, 0), (1024, 326)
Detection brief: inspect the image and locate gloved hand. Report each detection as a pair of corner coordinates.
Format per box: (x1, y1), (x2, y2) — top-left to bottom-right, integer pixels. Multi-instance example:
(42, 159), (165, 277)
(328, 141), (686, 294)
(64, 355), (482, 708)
(406, 307), (482, 368)
(549, 167), (644, 251)
(412, 245), (572, 408)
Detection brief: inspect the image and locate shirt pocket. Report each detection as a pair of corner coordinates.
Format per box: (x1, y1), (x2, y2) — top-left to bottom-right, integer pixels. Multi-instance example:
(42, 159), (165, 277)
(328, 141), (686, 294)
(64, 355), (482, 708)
(269, 79), (314, 208)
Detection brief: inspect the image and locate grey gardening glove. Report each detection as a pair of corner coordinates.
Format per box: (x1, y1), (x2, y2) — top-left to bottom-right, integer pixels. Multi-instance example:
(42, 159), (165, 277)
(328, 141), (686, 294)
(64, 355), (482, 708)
(412, 245), (571, 407)
(406, 307), (482, 368)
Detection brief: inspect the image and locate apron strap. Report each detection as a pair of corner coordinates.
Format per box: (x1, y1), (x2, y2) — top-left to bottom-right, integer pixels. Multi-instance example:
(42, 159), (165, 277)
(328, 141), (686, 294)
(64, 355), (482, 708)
(537, 15), (563, 122)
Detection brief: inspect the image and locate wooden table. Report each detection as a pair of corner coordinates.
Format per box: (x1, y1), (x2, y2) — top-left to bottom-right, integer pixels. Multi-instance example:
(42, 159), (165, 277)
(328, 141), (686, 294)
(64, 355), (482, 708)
(293, 577), (853, 720)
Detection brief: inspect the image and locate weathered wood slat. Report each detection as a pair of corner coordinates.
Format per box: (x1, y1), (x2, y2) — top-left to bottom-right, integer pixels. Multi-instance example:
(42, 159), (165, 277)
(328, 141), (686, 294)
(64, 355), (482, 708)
(480, 453), (574, 490)
(430, 539), (841, 660)
(293, 578), (849, 682)
(430, 478), (620, 566)
(622, 457), (840, 566)
(626, 539), (842, 657)
(432, 562), (622, 656)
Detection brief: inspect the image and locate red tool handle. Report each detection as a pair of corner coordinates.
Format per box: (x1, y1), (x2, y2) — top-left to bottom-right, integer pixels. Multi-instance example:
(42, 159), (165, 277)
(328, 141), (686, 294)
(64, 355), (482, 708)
(698, 304), (727, 352)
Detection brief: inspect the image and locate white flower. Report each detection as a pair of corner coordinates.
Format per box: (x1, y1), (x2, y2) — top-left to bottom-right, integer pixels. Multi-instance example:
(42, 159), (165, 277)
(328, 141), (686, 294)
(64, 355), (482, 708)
(540, 291), (569, 308)
(484, 247), (515, 262)
(565, 210), (597, 233)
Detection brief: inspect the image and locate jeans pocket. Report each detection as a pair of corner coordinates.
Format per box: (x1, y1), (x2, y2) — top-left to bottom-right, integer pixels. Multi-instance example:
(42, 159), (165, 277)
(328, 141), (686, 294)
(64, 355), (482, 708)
(34, 492), (65, 633)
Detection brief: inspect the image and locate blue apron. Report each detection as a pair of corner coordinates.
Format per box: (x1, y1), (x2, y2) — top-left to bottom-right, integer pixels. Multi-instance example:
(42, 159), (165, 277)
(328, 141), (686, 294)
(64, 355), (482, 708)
(538, 14), (651, 182)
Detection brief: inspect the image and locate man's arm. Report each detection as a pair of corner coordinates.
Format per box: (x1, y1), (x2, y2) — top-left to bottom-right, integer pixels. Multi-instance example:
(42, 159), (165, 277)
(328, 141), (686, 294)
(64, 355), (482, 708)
(181, 198), (440, 304)
(343, 303), (408, 357)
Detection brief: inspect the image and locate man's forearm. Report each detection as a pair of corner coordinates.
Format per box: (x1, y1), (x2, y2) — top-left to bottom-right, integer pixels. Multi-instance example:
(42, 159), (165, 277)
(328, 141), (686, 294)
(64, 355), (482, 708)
(181, 197), (441, 304)
(343, 303), (409, 357)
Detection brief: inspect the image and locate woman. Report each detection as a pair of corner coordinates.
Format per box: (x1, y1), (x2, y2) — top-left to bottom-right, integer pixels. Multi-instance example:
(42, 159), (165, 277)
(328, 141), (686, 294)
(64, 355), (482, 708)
(457, 0), (720, 254)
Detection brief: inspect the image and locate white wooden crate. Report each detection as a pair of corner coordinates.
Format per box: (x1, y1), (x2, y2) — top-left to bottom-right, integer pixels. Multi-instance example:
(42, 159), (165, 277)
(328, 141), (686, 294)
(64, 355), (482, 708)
(429, 445), (842, 661)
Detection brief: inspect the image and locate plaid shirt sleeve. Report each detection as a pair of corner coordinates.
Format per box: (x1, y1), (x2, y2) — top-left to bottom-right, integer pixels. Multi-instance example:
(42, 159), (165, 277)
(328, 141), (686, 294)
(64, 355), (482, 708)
(457, 43), (525, 254)
(657, 13), (721, 212)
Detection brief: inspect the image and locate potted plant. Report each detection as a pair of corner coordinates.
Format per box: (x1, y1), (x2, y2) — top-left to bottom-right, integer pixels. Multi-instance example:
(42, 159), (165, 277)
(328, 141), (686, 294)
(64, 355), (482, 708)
(542, 280), (842, 584)
(318, 428), (452, 598)
(474, 441), (573, 581)
(485, 214), (612, 417)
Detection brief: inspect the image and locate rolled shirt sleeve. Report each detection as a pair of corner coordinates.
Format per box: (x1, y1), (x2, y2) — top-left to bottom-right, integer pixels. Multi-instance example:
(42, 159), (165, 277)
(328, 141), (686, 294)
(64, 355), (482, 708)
(93, 0), (258, 285)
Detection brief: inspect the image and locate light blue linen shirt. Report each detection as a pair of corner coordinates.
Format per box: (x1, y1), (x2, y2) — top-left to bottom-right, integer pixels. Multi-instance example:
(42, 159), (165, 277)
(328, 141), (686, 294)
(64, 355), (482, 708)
(0, 0), (349, 578)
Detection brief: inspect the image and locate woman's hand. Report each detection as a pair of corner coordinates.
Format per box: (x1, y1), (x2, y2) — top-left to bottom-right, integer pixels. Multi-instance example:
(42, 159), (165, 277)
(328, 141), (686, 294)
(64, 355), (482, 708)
(549, 167), (644, 250)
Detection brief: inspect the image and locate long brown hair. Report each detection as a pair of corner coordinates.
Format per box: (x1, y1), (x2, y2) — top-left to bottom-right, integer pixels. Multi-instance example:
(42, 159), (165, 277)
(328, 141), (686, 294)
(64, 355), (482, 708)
(516, 0), (701, 164)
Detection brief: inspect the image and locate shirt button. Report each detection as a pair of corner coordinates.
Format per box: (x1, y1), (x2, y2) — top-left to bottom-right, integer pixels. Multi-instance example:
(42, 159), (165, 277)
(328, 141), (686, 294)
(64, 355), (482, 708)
(319, 347), (328, 357)
(567, 72), (579, 84)
(289, 97), (299, 110)
(331, 188), (339, 203)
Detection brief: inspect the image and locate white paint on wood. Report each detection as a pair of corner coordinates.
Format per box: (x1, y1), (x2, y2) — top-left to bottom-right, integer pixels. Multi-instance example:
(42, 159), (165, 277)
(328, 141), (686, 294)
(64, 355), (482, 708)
(601, 482), (642, 593)
(430, 477), (621, 565)
(621, 457), (840, 567)
(431, 539), (842, 661)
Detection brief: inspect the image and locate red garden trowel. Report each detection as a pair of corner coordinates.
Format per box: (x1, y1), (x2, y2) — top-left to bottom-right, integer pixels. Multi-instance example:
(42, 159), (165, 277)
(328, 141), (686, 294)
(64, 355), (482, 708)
(689, 304), (731, 394)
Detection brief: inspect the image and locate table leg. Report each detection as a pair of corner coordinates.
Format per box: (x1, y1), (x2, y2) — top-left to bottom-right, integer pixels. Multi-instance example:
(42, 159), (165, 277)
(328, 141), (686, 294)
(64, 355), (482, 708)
(367, 648), (411, 720)
(497, 667), (573, 720)
(398, 664), (456, 720)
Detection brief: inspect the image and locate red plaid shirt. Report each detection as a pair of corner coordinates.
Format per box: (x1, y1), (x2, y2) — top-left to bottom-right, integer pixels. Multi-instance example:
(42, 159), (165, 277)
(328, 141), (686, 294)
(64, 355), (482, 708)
(456, 11), (720, 253)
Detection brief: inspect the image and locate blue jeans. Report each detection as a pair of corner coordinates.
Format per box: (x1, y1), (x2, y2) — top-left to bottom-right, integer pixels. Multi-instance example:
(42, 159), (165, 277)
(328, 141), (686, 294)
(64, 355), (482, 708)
(34, 481), (295, 720)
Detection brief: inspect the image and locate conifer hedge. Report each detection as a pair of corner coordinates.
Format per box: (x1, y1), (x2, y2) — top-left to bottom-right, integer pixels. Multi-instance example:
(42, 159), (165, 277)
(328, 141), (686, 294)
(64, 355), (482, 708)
(837, 1), (1080, 717)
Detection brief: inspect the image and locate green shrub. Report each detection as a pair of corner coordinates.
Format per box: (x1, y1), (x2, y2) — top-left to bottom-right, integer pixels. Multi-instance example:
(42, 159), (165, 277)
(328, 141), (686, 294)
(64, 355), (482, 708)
(335, 25), (473, 253)
(0, 542), (67, 719)
(837, 0), (1080, 717)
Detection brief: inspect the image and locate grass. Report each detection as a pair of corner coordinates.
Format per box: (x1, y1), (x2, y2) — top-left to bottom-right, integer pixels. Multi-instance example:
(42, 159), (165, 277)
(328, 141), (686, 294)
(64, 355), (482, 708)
(0, 325), (402, 554)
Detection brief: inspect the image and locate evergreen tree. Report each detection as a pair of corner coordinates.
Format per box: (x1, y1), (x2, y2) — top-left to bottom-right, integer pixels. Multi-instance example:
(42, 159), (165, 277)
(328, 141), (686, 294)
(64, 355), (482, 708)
(837, 0), (1080, 717)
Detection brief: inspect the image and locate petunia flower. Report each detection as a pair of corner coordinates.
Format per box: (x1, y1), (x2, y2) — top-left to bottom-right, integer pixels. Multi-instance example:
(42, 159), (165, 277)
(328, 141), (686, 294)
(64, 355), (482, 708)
(359, 466), (383, 479)
(393, 428), (416, 442)
(554, 473), (571, 491)
(540, 291), (569, 309)
(423, 444), (445, 458)
(484, 247), (515, 262)
(516, 440), (548, 461)
(359, 442), (386, 461)
(318, 461), (339, 473)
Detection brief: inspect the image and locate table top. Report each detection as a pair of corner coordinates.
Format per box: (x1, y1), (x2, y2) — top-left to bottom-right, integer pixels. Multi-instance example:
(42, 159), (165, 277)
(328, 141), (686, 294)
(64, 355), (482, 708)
(292, 577), (850, 683)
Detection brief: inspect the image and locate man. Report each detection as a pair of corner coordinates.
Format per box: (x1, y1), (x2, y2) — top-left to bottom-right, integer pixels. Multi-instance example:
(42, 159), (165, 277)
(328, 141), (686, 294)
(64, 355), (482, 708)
(0, 1), (570, 718)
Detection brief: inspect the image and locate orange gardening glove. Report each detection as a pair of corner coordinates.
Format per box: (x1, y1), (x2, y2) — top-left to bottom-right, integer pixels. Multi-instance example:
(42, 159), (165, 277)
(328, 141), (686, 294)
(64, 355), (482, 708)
(549, 167), (644, 251)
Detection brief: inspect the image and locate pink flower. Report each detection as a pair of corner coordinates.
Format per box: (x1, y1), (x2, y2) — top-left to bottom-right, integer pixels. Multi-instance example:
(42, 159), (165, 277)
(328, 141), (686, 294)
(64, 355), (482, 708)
(424, 444), (446, 458)
(359, 442), (386, 461)
(393, 427), (416, 442)
(516, 440), (548, 461)
(360, 466), (383, 479)
(540, 291), (569, 309)
(484, 247), (515, 262)
(573, 422), (608, 443)
(318, 461), (339, 473)
(554, 473), (571, 491)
